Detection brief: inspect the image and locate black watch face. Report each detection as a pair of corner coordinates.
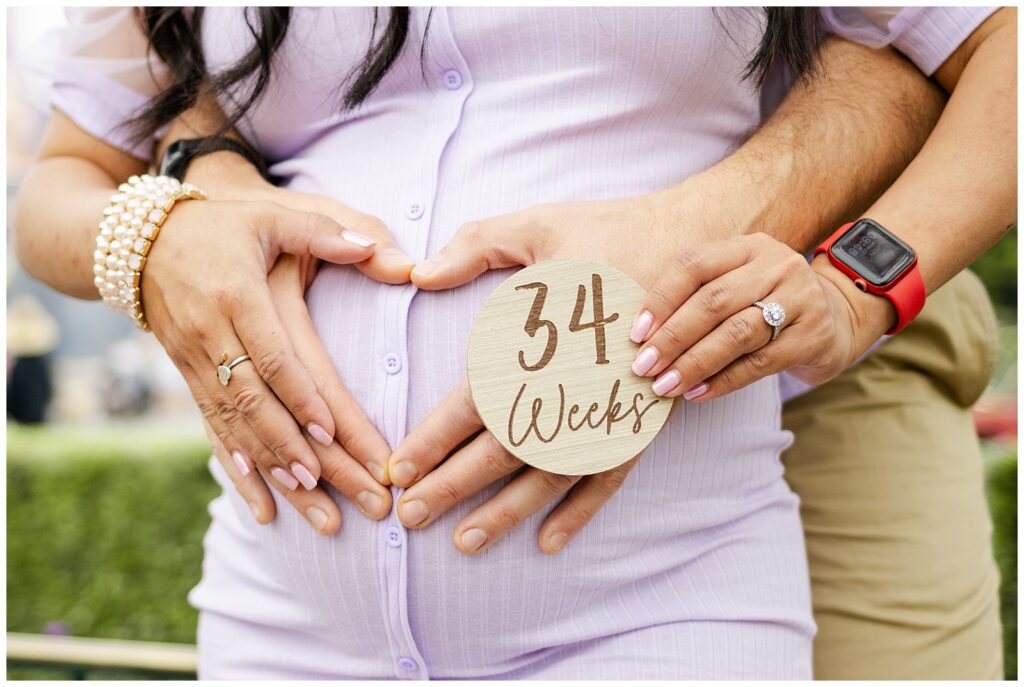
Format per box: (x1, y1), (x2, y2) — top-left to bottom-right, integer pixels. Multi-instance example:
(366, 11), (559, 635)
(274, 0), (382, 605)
(831, 219), (915, 287)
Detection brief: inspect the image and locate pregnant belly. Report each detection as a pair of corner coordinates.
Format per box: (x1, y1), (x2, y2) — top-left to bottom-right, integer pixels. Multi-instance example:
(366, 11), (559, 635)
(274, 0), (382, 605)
(190, 265), (804, 676)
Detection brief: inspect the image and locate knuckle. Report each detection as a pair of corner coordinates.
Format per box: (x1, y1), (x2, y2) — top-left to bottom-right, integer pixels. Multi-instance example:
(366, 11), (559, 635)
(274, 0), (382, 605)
(715, 364), (739, 389)
(210, 285), (243, 313)
(254, 351), (288, 387)
(432, 477), (465, 509)
(421, 430), (453, 465)
(646, 283), (677, 314)
(284, 388), (315, 416)
(457, 221), (484, 244)
(214, 395), (242, 425)
(538, 471), (578, 495)
(678, 348), (707, 378)
(562, 501), (598, 528)
(481, 443), (522, 474)
(599, 467), (630, 495)
(196, 398), (220, 423)
(673, 248), (703, 275)
(250, 445), (278, 470)
(746, 347), (774, 374)
(655, 319), (685, 350)
(232, 386), (267, 420)
(786, 251), (808, 271)
(726, 316), (756, 347)
(264, 433), (295, 461)
(251, 199), (283, 217)
(488, 502), (522, 531)
(350, 214), (387, 238)
(697, 282), (730, 314)
(318, 455), (350, 487)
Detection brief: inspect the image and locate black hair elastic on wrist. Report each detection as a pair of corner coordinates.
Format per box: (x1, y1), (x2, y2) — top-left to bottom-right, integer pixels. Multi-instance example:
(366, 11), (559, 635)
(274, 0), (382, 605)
(159, 136), (281, 185)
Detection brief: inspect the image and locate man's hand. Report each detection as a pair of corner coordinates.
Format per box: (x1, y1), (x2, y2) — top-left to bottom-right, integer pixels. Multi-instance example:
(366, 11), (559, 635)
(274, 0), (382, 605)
(390, 379), (638, 554)
(389, 195), (696, 553)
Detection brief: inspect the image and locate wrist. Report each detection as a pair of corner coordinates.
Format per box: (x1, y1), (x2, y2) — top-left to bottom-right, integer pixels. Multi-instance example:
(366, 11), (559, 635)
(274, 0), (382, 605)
(812, 254), (896, 354)
(183, 151), (273, 199)
(648, 174), (739, 245)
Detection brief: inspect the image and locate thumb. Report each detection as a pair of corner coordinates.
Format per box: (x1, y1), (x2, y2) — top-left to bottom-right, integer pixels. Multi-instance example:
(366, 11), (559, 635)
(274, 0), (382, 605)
(411, 214), (548, 290)
(333, 212), (415, 286)
(262, 203), (380, 268)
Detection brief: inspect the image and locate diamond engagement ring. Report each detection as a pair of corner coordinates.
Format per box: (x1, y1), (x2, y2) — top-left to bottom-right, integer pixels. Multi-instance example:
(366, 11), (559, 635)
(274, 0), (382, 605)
(217, 353), (252, 386)
(752, 301), (786, 341)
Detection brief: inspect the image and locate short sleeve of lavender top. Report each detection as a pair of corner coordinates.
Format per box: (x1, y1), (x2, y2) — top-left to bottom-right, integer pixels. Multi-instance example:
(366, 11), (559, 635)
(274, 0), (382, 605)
(821, 6), (999, 75)
(18, 7), (167, 160)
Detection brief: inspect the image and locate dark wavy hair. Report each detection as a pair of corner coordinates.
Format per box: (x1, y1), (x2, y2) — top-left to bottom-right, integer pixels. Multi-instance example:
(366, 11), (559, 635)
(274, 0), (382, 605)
(127, 7), (824, 150)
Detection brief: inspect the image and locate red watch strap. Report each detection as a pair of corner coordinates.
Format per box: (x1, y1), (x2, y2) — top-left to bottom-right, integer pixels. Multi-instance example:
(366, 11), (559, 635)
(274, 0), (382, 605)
(815, 221), (925, 335)
(884, 260), (926, 334)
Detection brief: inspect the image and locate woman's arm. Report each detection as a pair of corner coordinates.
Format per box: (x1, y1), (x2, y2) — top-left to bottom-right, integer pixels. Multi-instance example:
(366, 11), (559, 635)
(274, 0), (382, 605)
(13, 112), (397, 530)
(15, 115), (145, 298)
(862, 7), (1015, 291)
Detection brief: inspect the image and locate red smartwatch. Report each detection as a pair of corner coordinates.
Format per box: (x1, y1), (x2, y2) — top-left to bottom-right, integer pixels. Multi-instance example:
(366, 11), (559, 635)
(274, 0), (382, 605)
(814, 219), (925, 335)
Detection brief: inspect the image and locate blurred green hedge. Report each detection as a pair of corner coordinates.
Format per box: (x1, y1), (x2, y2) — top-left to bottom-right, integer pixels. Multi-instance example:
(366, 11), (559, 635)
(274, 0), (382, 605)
(970, 227), (1017, 310)
(6, 424), (1018, 678)
(7, 424), (216, 647)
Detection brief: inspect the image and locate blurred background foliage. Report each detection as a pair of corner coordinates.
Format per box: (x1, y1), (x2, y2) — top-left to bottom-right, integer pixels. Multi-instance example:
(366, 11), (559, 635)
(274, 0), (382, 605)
(972, 228), (1017, 311)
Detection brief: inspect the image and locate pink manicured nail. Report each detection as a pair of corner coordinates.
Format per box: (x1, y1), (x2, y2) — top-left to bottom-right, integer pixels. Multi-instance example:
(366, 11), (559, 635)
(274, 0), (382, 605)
(271, 466), (300, 491)
(291, 463), (318, 491)
(629, 310), (654, 343)
(460, 528), (488, 552)
(307, 423), (333, 447)
(652, 369), (681, 397)
(683, 382), (709, 401)
(341, 230), (375, 247)
(632, 346), (659, 376)
(231, 450), (251, 477)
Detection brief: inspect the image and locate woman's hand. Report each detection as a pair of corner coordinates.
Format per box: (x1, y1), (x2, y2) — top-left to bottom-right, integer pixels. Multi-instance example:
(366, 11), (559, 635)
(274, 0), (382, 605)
(204, 252), (395, 533)
(629, 232), (895, 400)
(142, 192), (404, 525)
(154, 150), (413, 532)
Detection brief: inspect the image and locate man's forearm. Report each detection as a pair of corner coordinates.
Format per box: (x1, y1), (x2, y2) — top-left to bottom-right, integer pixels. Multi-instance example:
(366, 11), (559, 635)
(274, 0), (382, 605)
(163, 39), (946, 256)
(663, 37), (946, 252)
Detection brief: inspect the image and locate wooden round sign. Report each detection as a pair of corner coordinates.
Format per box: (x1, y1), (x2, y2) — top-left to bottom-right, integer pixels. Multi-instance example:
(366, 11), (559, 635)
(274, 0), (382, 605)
(467, 259), (675, 475)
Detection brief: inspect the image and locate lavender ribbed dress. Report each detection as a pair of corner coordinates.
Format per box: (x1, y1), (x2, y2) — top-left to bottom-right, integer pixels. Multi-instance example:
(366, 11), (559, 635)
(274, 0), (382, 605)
(38, 5), (995, 680)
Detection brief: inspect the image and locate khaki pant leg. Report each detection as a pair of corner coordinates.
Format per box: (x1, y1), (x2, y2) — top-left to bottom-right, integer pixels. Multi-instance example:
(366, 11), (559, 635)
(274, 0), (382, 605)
(782, 270), (1003, 679)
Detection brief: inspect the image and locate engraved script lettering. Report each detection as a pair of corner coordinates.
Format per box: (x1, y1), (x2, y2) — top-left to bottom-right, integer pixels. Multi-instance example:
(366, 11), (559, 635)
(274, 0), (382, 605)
(508, 379), (661, 448)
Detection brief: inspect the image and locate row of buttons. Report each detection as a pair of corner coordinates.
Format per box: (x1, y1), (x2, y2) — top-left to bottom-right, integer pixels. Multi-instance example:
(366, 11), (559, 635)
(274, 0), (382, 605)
(381, 63), (465, 683)
(399, 73), (462, 224)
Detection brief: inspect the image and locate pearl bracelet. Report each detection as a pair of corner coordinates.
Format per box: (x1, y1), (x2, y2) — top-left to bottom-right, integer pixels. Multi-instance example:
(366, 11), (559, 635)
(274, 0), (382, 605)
(93, 174), (206, 330)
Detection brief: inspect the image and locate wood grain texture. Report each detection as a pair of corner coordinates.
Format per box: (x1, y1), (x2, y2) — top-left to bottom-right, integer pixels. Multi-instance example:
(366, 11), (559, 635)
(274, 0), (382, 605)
(468, 259), (674, 475)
